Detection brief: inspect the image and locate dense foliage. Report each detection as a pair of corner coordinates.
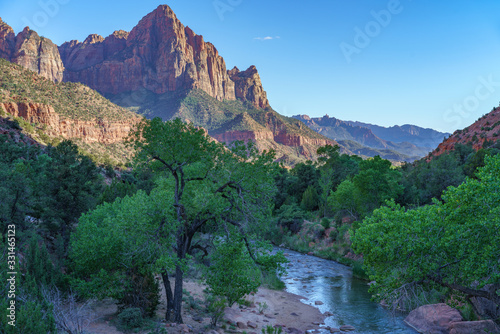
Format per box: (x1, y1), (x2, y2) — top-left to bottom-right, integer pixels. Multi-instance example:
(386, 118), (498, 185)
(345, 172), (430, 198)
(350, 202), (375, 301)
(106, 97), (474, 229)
(353, 155), (500, 312)
(3, 110), (500, 329)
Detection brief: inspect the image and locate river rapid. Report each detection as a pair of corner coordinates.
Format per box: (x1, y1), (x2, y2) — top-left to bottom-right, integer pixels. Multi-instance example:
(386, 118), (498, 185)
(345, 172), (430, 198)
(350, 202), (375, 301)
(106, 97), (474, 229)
(278, 248), (417, 334)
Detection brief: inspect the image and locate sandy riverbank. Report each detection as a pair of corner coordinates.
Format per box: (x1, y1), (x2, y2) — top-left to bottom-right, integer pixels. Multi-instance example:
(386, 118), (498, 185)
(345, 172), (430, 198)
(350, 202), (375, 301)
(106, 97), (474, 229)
(86, 279), (327, 334)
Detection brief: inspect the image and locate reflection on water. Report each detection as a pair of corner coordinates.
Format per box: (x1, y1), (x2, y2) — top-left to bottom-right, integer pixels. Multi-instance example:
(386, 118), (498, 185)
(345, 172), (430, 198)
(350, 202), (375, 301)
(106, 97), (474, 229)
(278, 248), (416, 334)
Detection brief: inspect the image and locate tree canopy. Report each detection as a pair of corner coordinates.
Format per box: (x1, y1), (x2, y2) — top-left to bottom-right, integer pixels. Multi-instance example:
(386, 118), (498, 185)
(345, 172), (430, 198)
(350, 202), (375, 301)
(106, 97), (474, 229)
(352, 154), (500, 312)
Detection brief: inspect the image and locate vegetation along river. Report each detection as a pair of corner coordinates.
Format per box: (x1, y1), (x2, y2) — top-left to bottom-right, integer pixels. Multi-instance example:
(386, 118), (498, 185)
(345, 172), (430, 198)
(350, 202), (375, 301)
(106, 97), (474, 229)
(279, 248), (417, 333)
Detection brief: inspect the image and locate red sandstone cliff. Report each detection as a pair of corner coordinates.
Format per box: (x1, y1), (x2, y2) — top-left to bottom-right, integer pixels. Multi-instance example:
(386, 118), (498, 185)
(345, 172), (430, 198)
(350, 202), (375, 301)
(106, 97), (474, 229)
(431, 106), (500, 157)
(0, 6), (269, 108)
(0, 19), (64, 82)
(1, 102), (140, 144)
(228, 66), (270, 109)
(59, 5), (240, 101)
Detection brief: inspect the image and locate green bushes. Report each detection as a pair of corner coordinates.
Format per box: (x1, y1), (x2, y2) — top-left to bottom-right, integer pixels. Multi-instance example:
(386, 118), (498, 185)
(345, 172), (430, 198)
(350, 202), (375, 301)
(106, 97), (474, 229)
(118, 307), (143, 330)
(275, 203), (307, 234)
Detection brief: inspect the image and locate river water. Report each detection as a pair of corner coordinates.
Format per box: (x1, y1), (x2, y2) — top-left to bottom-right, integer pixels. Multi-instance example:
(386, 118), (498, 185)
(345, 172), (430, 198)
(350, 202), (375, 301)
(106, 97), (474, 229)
(279, 248), (417, 334)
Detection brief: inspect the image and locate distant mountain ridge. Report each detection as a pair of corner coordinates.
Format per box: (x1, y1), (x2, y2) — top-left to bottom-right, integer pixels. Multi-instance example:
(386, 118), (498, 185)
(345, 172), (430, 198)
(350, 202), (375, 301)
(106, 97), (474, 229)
(345, 120), (448, 148)
(293, 114), (449, 161)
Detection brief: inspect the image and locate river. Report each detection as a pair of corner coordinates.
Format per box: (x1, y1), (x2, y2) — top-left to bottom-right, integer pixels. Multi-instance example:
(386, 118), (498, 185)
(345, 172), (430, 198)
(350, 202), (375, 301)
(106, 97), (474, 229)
(279, 248), (417, 333)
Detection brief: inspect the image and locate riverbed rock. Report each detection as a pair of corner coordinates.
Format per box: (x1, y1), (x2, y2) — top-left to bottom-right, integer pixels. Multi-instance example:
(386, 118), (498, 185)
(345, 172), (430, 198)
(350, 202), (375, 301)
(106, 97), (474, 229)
(339, 325), (355, 331)
(314, 301), (324, 305)
(237, 321), (248, 329)
(449, 320), (500, 334)
(404, 303), (463, 333)
(285, 328), (304, 334)
(247, 321), (258, 329)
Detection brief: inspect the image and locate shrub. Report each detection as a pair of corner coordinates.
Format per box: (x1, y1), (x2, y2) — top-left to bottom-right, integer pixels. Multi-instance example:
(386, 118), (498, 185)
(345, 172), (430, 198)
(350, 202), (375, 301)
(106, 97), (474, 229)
(301, 185), (319, 211)
(276, 203), (306, 234)
(320, 218), (331, 230)
(118, 307), (143, 329)
(118, 270), (160, 317)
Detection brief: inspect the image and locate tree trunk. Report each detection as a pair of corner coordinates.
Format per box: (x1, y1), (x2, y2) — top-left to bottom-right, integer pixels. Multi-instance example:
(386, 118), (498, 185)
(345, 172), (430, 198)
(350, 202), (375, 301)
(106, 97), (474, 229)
(161, 270), (174, 321)
(173, 263), (184, 323)
(172, 227), (189, 323)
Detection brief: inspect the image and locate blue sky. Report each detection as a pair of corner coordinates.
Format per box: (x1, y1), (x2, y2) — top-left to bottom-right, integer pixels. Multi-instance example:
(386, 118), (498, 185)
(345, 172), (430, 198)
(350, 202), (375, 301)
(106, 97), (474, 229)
(2, 0), (500, 133)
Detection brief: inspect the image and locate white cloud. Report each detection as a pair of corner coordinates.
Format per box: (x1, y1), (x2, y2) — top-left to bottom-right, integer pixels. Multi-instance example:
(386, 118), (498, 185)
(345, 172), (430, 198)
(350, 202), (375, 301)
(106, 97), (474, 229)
(254, 36), (280, 41)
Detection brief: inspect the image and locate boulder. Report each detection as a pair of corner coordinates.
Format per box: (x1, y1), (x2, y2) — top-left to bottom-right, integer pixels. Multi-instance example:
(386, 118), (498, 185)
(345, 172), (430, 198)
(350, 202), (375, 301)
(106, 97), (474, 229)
(237, 321), (248, 329)
(470, 284), (500, 320)
(247, 321), (258, 329)
(404, 303), (463, 334)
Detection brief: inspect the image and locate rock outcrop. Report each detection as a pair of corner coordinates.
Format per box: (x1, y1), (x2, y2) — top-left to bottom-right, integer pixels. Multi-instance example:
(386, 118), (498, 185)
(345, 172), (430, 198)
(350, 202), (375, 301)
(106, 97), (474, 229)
(213, 130), (274, 144)
(0, 19), (64, 82)
(405, 304), (463, 333)
(228, 66), (269, 108)
(1, 102), (140, 144)
(405, 303), (500, 334)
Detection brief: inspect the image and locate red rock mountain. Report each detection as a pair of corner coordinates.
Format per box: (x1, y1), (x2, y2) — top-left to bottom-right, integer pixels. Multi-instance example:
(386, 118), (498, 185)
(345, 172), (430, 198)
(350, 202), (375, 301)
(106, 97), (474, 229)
(0, 6), (269, 109)
(0, 5), (335, 164)
(431, 106), (500, 157)
(0, 18), (64, 82)
(57, 5), (268, 108)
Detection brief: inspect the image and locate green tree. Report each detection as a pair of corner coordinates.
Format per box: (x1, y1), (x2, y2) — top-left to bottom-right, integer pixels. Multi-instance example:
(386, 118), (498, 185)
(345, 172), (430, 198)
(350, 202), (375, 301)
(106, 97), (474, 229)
(353, 155), (500, 313)
(316, 145), (361, 216)
(127, 118), (280, 323)
(317, 145), (361, 191)
(70, 188), (174, 315)
(301, 185), (319, 211)
(400, 153), (465, 206)
(327, 156), (402, 220)
(327, 179), (358, 220)
(289, 161), (320, 204)
(36, 140), (101, 246)
(205, 238), (260, 326)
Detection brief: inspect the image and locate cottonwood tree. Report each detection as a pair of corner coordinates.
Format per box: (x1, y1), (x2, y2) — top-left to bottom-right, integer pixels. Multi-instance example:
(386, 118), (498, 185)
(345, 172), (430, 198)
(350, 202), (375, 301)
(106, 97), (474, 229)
(353, 155), (500, 314)
(128, 118), (281, 322)
(70, 188), (174, 315)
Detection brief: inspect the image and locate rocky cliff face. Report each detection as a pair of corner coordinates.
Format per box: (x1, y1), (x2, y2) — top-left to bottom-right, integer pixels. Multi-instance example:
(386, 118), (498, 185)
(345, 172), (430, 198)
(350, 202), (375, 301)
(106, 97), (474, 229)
(0, 6), (269, 108)
(0, 19), (64, 82)
(1, 102), (140, 144)
(431, 106), (500, 156)
(59, 5), (242, 101)
(228, 66), (270, 109)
